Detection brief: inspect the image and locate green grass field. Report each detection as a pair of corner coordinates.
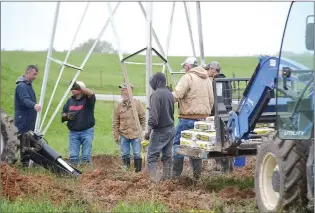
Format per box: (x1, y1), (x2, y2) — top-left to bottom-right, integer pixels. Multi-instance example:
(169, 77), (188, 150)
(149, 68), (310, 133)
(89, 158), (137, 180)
(1, 51), (260, 212)
(1, 50), (259, 157)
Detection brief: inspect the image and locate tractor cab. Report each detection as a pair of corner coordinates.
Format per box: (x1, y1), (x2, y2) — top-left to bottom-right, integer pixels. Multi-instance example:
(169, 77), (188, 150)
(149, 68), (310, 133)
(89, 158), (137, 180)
(276, 2), (314, 140)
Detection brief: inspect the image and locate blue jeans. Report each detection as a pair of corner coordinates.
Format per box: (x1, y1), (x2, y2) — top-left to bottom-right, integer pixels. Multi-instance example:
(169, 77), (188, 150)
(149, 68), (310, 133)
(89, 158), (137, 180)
(173, 118), (199, 159)
(119, 135), (142, 160)
(69, 127), (94, 164)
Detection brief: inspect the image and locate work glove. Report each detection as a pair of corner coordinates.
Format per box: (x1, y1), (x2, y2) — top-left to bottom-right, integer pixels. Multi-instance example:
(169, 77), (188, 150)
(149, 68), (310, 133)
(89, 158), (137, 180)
(144, 132), (150, 140)
(70, 81), (81, 91)
(61, 112), (77, 123)
(166, 85), (173, 92)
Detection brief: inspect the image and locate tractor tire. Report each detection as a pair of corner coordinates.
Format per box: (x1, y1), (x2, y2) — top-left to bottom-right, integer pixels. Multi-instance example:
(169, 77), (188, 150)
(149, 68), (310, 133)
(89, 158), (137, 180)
(255, 131), (309, 212)
(0, 109), (19, 165)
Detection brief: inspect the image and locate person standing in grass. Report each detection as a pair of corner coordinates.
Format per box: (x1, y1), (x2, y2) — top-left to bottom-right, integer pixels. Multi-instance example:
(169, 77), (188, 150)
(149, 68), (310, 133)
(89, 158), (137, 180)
(144, 72), (175, 182)
(61, 81), (96, 166)
(172, 57), (214, 179)
(112, 83), (146, 172)
(14, 65), (42, 167)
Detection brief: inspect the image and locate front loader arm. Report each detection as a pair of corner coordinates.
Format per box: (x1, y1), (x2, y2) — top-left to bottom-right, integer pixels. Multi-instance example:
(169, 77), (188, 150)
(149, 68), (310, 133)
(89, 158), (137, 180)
(227, 56), (279, 142)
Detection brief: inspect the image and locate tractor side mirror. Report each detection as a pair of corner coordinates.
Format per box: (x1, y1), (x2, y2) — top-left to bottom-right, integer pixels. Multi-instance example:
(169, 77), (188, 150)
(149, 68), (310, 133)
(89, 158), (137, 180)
(305, 22), (314, 51)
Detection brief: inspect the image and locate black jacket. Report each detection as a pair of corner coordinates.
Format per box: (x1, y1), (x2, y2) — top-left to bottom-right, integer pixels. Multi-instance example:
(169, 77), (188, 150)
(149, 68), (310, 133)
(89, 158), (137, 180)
(62, 94), (96, 131)
(14, 76), (37, 134)
(148, 72), (174, 130)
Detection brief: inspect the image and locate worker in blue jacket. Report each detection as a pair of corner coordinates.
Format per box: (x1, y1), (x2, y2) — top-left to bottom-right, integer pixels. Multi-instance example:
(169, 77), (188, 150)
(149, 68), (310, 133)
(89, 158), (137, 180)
(14, 65), (42, 167)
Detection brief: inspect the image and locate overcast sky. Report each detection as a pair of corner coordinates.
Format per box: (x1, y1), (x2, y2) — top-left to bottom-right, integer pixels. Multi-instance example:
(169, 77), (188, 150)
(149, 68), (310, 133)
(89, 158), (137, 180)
(1, 1), (292, 56)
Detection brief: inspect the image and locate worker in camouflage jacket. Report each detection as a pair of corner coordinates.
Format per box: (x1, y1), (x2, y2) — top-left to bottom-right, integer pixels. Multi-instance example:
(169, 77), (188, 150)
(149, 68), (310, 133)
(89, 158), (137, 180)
(172, 57), (214, 179)
(112, 83), (146, 172)
(144, 72), (175, 182)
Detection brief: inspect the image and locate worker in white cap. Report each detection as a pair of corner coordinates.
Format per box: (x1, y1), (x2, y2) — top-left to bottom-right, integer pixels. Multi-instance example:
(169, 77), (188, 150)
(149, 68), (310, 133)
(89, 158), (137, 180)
(61, 80), (96, 166)
(172, 56), (214, 179)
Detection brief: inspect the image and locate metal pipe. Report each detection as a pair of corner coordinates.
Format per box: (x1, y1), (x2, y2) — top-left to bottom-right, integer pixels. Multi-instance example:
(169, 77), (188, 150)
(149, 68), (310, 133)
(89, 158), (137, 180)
(145, 2), (153, 123)
(196, 1), (205, 65)
(183, 2), (196, 58)
(121, 62), (143, 140)
(57, 158), (75, 173)
(41, 2), (121, 134)
(138, 2), (165, 57)
(34, 2), (60, 133)
(79, 2), (121, 70)
(162, 2), (175, 74)
(165, 63), (178, 84)
(138, 2), (177, 86)
(107, 2), (123, 61)
(121, 47), (147, 62)
(40, 2), (90, 130)
(42, 70), (81, 135)
(125, 61), (163, 66)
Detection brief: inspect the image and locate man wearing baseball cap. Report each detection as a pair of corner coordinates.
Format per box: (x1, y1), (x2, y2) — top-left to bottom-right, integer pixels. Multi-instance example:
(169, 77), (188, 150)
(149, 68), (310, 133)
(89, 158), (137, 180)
(203, 61), (232, 113)
(172, 56), (214, 179)
(112, 82), (146, 172)
(61, 80), (96, 166)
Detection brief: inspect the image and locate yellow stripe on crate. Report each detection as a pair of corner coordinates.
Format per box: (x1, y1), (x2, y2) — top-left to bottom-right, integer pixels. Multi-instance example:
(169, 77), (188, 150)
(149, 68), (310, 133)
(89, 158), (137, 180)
(253, 128), (274, 134)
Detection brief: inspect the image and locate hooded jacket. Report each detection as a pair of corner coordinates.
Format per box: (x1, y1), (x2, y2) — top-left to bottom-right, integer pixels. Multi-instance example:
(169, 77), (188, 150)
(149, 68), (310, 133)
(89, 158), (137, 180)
(148, 72), (174, 130)
(14, 76), (37, 134)
(173, 66), (214, 119)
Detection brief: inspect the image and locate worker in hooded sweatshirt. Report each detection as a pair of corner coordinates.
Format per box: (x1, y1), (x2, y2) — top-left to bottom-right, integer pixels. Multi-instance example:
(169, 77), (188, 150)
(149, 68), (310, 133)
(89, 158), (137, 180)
(14, 65), (42, 167)
(172, 57), (214, 179)
(144, 72), (175, 182)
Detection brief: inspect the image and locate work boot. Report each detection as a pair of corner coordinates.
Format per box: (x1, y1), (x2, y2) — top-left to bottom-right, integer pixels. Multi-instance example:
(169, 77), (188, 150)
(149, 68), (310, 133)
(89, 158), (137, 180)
(190, 158), (202, 179)
(122, 158), (130, 170)
(162, 159), (172, 180)
(172, 158), (184, 178)
(134, 159), (142, 172)
(18, 134), (31, 168)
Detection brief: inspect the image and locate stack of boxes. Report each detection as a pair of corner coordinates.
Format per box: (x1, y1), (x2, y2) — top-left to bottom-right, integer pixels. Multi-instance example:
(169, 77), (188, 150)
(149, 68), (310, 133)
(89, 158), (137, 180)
(179, 116), (217, 151)
(179, 116), (275, 152)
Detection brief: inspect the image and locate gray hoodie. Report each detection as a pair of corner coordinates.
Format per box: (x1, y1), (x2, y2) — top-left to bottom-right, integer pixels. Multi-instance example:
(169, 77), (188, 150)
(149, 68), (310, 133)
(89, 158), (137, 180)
(148, 72), (174, 130)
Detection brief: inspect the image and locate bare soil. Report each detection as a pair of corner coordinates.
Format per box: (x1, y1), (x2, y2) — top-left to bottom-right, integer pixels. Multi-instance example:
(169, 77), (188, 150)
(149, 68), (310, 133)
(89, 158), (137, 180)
(1, 155), (256, 212)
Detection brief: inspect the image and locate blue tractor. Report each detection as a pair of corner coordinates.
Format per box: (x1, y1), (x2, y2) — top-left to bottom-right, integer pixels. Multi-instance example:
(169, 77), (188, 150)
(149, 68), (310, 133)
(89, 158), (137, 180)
(177, 1), (314, 212)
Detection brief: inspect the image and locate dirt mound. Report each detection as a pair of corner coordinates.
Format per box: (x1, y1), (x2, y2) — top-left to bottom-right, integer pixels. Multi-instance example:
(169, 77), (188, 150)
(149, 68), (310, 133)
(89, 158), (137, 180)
(218, 187), (255, 200)
(92, 155), (121, 169)
(79, 155), (256, 212)
(229, 157), (255, 180)
(80, 168), (213, 211)
(1, 162), (75, 204)
(1, 155), (256, 212)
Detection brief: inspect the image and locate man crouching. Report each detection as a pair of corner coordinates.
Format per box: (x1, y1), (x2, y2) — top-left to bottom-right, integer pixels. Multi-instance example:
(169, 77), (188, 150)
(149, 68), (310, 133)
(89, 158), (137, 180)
(144, 72), (175, 182)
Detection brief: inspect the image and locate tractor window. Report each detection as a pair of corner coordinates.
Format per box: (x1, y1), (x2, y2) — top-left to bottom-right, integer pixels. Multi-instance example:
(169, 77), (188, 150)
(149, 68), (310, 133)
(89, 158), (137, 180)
(277, 2), (314, 140)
